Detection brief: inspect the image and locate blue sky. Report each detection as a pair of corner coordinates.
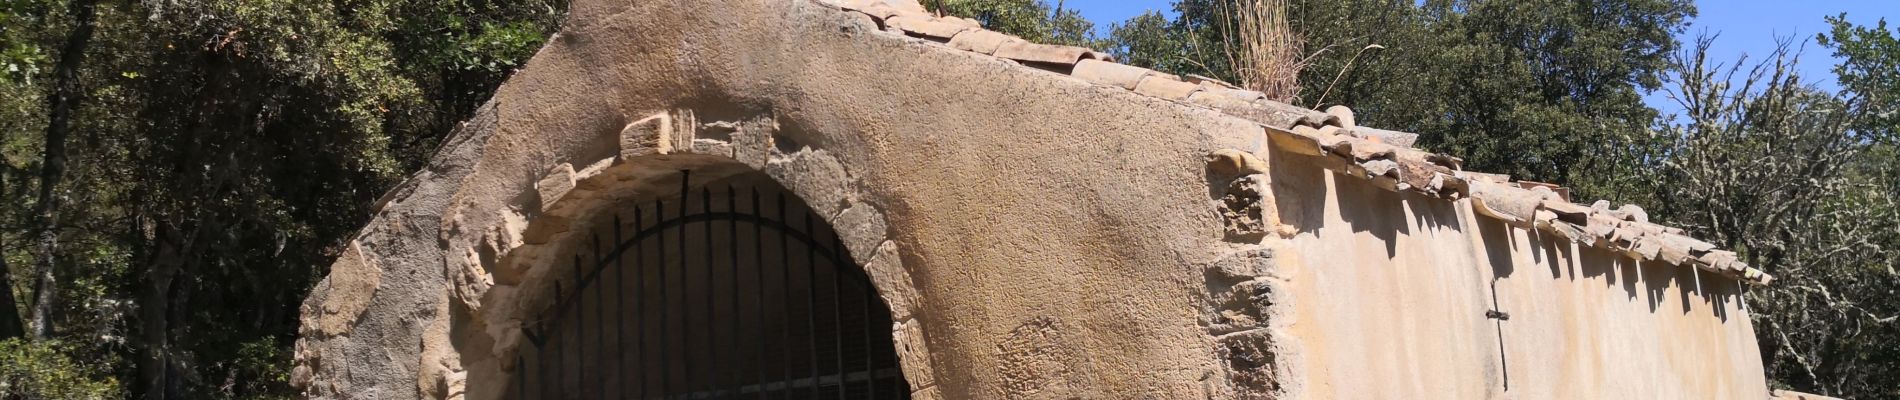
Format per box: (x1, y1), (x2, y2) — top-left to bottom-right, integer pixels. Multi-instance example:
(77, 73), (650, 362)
(1057, 0), (1897, 115)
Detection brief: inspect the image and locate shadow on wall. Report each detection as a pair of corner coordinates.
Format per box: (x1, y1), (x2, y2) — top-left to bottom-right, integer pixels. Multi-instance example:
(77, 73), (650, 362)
(1476, 213), (1740, 321)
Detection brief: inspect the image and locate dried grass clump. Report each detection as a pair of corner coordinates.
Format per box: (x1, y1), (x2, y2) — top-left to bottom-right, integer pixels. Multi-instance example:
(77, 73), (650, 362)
(1220, 0), (1307, 103)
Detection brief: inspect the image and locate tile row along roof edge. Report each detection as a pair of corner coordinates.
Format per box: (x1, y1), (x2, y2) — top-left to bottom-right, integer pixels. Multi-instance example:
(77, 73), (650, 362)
(832, 0), (1770, 286)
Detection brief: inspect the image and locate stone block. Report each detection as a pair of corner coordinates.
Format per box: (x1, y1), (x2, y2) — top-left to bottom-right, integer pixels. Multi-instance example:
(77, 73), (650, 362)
(893, 319), (937, 391)
(535, 163), (576, 213)
(763, 149), (855, 218)
(833, 202), (889, 263)
(861, 241), (919, 322)
(618, 113), (673, 160)
(520, 214), (571, 245)
(911, 386), (943, 400)
(1216, 329), (1279, 399)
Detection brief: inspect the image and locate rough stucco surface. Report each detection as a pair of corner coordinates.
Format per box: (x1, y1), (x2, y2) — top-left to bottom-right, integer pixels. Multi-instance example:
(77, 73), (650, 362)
(292, 1), (1771, 399)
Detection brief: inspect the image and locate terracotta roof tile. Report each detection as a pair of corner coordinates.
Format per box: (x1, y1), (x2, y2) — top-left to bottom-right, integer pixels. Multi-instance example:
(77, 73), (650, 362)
(1072, 59), (1156, 90)
(993, 41), (1109, 66)
(946, 29), (1018, 55)
(885, 15), (970, 41)
(1132, 75), (1202, 101)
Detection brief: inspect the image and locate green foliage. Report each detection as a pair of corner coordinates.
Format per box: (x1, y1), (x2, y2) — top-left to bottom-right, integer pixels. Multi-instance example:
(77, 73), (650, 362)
(1644, 35), (1900, 398)
(1104, 0), (1692, 188)
(1820, 15), (1899, 140)
(0, 0), (567, 397)
(1106, 11), (1187, 73)
(927, 0), (1102, 48)
(0, 0), (51, 85)
(0, 338), (120, 399)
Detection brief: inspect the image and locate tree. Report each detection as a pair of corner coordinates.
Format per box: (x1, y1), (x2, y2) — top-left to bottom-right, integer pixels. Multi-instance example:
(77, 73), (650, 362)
(928, 0), (1102, 48)
(25, 0), (92, 340)
(1645, 34), (1899, 398)
(0, 0), (570, 397)
(0, 174), (20, 340)
(0, 0), (49, 341)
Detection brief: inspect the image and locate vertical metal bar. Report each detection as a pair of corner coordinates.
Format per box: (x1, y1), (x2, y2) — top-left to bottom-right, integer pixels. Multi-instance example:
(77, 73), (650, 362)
(637, 206), (650, 400)
(515, 354), (526, 400)
(657, 195), (671, 399)
(778, 192), (794, 399)
(573, 256), (584, 398)
(703, 187), (717, 396)
(806, 210), (822, 399)
(679, 171), (693, 397)
(554, 282), (565, 400)
(614, 214), (627, 400)
(753, 188), (768, 400)
(865, 284), (877, 399)
(728, 186), (742, 395)
(833, 230), (848, 400)
(860, 240), (877, 400)
(542, 315), (552, 399)
(595, 232), (607, 398)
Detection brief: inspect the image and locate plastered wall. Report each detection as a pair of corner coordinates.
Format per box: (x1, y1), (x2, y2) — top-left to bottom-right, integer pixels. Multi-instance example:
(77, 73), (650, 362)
(1266, 149), (1769, 399)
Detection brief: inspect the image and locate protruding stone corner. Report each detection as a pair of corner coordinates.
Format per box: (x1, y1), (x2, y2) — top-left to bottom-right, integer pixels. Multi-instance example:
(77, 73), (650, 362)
(1208, 156), (1278, 240)
(314, 239), (383, 338)
(1217, 174), (1274, 243)
(1195, 246), (1297, 400)
(1207, 149), (1289, 242)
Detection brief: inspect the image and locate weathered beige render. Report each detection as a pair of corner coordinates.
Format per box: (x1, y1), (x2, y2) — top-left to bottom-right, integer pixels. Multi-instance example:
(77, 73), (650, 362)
(291, 0), (1775, 398)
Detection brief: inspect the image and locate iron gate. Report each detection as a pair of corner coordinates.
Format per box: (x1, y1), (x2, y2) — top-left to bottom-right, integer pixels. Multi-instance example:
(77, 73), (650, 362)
(513, 171), (908, 399)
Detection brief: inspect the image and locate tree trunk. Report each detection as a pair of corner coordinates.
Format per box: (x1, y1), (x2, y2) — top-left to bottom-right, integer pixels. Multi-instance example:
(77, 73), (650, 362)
(27, 0), (99, 339)
(0, 173), (23, 340)
(137, 227), (184, 400)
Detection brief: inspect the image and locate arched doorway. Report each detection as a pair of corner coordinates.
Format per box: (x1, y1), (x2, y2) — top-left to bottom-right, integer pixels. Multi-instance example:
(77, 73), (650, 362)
(511, 170), (909, 399)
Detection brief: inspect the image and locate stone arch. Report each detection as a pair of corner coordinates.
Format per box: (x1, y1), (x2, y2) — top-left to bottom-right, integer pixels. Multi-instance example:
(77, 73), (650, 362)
(440, 109), (939, 400)
(294, 1), (1280, 399)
